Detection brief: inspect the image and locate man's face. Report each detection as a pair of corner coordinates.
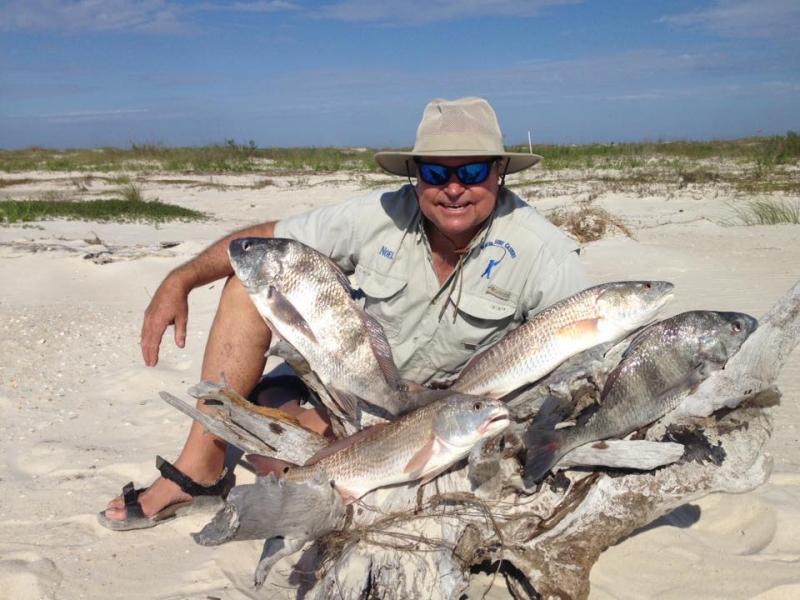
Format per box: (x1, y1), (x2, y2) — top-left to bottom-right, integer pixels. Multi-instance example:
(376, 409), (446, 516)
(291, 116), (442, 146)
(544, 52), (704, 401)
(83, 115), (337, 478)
(416, 156), (502, 246)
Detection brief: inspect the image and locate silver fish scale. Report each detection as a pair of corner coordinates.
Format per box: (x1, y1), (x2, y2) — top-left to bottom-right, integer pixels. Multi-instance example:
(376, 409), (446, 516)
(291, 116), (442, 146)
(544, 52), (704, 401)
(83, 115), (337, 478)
(284, 402), (440, 492)
(284, 396), (507, 499)
(563, 311), (755, 449)
(242, 240), (409, 413)
(452, 282), (673, 397)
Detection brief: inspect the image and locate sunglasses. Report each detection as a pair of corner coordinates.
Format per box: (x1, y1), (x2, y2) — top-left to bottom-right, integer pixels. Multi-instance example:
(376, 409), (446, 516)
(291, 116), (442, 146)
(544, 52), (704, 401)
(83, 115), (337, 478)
(415, 159), (498, 186)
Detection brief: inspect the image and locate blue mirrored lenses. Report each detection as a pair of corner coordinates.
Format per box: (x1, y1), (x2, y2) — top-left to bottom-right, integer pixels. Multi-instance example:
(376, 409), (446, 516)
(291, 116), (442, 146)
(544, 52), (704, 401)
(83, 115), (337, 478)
(417, 161), (494, 186)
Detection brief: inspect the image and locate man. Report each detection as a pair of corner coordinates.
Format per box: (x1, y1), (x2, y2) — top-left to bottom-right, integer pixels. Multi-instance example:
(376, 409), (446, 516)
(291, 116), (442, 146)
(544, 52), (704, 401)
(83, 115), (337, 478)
(100, 96), (589, 530)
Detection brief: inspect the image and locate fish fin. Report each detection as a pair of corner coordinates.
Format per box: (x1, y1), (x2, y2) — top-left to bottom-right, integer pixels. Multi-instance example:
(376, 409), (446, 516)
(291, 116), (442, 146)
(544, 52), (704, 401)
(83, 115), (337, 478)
(399, 378), (428, 393)
(404, 436), (441, 477)
(654, 361), (716, 409)
(267, 286), (317, 343)
(619, 324), (659, 362)
(600, 361), (625, 402)
(246, 453), (298, 478)
(327, 386), (360, 418)
(358, 309), (405, 390)
(522, 428), (567, 484)
(335, 486), (362, 506)
(320, 254), (353, 291)
(452, 341), (496, 385)
(418, 465), (450, 486)
(557, 318), (600, 339)
(265, 339), (300, 360)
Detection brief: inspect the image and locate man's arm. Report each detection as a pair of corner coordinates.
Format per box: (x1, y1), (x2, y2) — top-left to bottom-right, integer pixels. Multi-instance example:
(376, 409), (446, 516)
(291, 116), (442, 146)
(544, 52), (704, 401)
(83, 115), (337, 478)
(141, 221), (276, 366)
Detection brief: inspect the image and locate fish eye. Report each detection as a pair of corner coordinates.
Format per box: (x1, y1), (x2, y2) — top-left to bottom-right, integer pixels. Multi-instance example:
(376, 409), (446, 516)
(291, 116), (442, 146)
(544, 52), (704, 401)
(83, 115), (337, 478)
(473, 402), (483, 411)
(242, 240), (251, 251)
(644, 282), (652, 289)
(732, 320), (742, 333)
(282, 466), (290, 474)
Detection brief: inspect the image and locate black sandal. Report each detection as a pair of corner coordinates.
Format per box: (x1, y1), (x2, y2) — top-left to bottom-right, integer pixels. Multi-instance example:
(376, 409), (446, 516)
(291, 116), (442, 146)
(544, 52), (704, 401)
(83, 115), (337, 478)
(97, 456), (233, 531)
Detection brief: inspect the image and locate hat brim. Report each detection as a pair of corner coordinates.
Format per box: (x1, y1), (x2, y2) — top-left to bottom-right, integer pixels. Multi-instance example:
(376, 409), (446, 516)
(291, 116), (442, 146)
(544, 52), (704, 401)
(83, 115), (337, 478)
(374, 150), (542, 177)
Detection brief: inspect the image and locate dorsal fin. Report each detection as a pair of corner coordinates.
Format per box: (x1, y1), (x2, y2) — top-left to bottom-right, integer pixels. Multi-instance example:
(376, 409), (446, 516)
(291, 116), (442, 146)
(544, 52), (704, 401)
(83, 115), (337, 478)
(358, 309), (404, 390)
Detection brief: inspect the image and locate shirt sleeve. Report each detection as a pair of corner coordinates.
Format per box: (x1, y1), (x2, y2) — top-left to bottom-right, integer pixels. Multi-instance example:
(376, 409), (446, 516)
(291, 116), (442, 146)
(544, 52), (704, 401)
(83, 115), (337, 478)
(273, 192), (378, 273)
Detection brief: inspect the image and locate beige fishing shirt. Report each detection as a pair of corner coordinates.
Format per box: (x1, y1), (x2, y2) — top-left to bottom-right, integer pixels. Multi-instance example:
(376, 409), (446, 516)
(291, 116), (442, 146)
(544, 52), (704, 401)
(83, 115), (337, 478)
(274, 185), (589, 386)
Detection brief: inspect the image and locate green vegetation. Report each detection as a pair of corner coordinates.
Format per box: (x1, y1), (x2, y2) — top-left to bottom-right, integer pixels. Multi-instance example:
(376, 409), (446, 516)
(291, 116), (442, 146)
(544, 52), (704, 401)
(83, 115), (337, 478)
(0, 140), (380, 174)
(510, 131), (800, 171)
(728, 198), (800, 226)
(0, 197), (206, 224)
(2, 132), (797, 176)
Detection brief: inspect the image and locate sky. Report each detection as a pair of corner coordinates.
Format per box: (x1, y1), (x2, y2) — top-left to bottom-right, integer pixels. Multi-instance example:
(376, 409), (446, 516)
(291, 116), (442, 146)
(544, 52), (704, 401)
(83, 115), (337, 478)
(1, 0), (798, 150)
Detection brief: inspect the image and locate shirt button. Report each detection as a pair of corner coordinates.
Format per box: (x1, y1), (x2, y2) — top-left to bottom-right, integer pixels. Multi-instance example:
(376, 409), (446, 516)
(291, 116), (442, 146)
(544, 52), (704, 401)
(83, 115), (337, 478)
(413, 336), (419, 343)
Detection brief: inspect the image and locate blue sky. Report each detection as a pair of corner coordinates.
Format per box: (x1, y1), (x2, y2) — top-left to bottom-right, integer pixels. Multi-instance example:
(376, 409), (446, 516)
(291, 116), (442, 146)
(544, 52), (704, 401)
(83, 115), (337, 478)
(1, 0), (798, 150)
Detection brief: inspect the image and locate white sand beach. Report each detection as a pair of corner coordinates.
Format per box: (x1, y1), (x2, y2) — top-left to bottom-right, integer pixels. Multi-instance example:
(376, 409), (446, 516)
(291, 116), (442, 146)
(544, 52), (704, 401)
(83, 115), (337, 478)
(1, 167), (798, 599)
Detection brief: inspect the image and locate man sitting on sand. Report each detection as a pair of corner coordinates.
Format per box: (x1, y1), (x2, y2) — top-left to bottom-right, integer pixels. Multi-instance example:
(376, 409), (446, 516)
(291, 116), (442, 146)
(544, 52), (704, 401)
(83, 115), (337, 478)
(100, 96), (589, 530)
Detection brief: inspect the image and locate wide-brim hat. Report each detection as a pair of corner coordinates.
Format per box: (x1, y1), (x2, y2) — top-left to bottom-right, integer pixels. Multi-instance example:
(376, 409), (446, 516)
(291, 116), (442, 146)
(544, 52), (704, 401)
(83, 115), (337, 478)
(374, 96), (542, 178)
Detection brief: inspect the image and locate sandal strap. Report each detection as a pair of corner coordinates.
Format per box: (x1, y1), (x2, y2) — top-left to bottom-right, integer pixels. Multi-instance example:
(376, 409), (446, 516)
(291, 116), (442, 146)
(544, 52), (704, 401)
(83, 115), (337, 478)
(121, 481), (147, 520)
(155, 456), (229, 497)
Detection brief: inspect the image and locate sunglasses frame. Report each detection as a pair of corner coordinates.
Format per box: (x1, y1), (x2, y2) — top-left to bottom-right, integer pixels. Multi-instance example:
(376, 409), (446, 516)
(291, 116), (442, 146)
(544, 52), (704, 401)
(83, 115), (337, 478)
(414, 158), (499, 186)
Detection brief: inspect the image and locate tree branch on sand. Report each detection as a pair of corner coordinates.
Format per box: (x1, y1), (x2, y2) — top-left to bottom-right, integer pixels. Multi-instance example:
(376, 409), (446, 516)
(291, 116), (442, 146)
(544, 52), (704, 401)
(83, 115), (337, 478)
(162, 281), (799, 600)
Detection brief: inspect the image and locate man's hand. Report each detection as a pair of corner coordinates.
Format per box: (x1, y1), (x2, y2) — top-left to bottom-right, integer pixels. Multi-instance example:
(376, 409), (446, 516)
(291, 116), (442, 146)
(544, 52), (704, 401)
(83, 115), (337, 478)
(141, 276), (190, 366)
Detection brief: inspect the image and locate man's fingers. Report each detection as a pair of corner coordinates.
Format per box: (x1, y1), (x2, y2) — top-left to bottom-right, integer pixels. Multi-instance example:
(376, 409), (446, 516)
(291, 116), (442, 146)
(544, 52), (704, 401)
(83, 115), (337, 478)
(174, 314), (187, 349)
(141, 329), (162, 366)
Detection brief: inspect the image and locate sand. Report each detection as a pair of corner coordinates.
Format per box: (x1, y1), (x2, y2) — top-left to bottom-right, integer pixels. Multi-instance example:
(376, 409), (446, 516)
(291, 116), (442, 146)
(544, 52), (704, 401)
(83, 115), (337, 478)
(0, 168), (798, 599)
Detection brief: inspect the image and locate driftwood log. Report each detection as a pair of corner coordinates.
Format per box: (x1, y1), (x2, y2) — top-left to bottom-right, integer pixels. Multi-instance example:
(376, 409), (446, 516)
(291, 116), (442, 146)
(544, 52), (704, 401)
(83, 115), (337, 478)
(164, 281), (799, 600)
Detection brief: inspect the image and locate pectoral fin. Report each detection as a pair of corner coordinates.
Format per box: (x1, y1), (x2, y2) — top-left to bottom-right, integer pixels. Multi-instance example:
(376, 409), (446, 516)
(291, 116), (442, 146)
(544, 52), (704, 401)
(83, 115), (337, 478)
(557, 318), (600, 340)
(403, 436), (442, 479)
(267, 286), (316, 343)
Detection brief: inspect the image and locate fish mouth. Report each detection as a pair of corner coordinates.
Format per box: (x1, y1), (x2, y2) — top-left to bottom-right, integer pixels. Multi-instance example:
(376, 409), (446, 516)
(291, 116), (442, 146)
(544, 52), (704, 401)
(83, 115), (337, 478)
(479, 411), (510, 435)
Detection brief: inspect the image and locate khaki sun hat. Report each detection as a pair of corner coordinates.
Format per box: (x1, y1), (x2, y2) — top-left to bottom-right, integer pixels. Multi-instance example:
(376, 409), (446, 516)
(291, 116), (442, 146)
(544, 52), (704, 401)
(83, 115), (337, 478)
(374, 96), (542, 177)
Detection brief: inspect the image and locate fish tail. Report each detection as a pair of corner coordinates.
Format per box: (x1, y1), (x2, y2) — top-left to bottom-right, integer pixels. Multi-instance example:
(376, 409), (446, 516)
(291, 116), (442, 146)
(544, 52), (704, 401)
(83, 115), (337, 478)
(523, 429), (567, 484)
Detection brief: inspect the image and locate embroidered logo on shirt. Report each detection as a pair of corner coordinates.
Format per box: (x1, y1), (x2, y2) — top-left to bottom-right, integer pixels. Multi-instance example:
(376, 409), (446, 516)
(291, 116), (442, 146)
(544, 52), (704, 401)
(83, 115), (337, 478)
(479, 239), (517, 279)
(379, 245), (395, 260)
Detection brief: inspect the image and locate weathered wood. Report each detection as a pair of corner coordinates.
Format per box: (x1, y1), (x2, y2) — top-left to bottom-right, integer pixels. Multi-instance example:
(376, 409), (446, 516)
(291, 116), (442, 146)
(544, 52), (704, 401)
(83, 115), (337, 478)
(165, 280), (798, 599)
(555, 438), (685, 471)
(162, 379), (328, 464)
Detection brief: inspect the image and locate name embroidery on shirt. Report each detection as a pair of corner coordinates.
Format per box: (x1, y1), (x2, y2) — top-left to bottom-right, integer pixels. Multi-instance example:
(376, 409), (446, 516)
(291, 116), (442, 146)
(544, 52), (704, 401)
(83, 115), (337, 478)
(479, 239), (517, 279)
(379, 245), (395, 260)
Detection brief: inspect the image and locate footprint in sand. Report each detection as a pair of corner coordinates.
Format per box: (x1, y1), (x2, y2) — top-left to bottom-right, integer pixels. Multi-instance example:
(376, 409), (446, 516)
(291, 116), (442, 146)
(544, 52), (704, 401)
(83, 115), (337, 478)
(0, 552), (64, 599)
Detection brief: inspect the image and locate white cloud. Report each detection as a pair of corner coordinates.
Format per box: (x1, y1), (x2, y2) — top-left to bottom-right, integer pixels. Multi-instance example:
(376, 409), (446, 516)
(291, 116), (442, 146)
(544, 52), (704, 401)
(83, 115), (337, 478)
(659, 0), (800, 39)
(312, 0), (583, 25)
(196, 1), (301, 13)
(0, 0), (191, 34)
(0, 0), (300, 34)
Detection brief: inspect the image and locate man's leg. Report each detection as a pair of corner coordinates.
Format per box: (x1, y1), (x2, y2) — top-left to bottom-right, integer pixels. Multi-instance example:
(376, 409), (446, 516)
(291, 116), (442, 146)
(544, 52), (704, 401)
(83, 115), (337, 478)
(104, 275), (271, 520)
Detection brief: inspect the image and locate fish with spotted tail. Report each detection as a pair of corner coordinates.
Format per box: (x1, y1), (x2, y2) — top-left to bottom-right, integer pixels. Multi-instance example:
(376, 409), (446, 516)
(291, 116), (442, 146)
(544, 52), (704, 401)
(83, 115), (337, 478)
(451, 281), (675, 398)
(524, 310), (758, 483)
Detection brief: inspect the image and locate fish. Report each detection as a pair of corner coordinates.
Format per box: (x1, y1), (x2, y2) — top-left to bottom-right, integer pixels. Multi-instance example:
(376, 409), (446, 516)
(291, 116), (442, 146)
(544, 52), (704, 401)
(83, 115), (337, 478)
(524, 310), (758, 483)
(451, 281), (676, 398)
(248, 393), (510, 504)
(228, 237), (424, 420)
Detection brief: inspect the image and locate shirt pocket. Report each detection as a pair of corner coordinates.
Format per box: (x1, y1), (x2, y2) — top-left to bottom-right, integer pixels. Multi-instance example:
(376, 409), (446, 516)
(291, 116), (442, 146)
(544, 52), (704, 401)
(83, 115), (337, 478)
(353, 264), (408, 340)
(432, 293), (520, 380)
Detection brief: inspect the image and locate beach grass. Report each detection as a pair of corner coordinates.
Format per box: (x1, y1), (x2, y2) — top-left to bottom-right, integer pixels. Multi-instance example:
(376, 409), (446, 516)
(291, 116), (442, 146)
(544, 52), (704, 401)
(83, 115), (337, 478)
(728, 198), (800, 225)
(2, 133), (798, 176)
(0, 197), (206, 224)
